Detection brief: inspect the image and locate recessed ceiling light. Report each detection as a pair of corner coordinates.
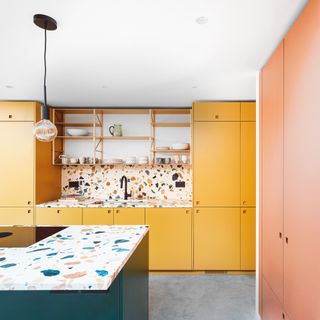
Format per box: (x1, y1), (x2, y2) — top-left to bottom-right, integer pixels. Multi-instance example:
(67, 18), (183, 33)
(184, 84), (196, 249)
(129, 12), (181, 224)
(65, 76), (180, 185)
(5, 85), (14, 89)
(102, 85), (109, 89)
(192, 86), (198, 89)
(196, 16), (208, 25)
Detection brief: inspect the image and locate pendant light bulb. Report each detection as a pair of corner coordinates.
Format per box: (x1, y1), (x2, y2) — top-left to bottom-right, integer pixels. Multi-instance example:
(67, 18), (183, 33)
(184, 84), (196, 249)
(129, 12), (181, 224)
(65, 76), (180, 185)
(33, 14), (58, 142)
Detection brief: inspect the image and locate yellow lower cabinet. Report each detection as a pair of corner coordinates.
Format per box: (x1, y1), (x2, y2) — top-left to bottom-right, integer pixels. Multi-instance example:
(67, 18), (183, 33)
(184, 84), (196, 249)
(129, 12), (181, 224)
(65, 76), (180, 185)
(146, 208), (192, 270)
(0, 207), (34, 226)
(241, 208), (256, 270)
(114, 208), (145, 225)
(0, 226), (35, 247)
(36, 208), (82, 226)
(194, 208), (240, 270)
(83, 208), (114, 225)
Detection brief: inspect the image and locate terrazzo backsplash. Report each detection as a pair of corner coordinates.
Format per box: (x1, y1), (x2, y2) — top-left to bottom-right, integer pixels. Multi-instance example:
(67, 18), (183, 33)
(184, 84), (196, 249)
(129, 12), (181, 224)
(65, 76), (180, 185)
(62, 165), (192, 201)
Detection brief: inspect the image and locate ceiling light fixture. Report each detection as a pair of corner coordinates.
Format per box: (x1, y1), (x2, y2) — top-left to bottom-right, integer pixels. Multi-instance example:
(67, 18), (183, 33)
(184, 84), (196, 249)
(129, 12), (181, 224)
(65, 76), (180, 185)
(5, 85), (14, 89)
(33, 14), (58, 142)
(196, 16), (208, 25)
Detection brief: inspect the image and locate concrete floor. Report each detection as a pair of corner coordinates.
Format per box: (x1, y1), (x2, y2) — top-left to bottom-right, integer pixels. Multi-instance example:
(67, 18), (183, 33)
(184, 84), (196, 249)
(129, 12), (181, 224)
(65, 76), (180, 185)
(149, 274), (257, 320)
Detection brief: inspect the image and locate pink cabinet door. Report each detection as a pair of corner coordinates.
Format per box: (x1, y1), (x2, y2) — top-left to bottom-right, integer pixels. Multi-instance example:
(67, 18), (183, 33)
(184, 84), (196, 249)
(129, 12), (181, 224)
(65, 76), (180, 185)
(262, 278), (284, 320)
(261, 41), (284, 305)
(283, 1), (320, 319)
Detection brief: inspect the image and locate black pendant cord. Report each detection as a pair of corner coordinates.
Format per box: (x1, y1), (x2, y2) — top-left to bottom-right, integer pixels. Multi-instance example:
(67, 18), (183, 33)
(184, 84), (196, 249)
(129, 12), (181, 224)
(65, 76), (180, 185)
(44, 28), (47, 108)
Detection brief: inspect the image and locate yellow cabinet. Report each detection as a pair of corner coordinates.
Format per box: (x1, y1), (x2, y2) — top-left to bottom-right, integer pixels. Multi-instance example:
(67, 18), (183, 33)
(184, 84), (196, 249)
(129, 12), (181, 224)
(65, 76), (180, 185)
(0, 101), (36, 121)
(241, 121), (256, 206)
(241, 102), (256, 121)
(83, 208), (114, 225)
(0, 208), (34, 226)
(241, 208), (256, 270)
(114, 208), (145, 225)
(146, 208), (192, 270)
(194, 208), (240, 270)
(193, 102), (240, 122)
(193, 122), (240, 207)
(36, 208), (82, 225)
(0, 122), (34, 207)
(0, 226), (35, 247)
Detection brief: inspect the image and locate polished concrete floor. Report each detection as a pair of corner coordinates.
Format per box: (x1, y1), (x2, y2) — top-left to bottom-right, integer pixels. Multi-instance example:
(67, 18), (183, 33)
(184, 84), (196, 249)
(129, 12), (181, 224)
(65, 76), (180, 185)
(149, 274), (257, 320)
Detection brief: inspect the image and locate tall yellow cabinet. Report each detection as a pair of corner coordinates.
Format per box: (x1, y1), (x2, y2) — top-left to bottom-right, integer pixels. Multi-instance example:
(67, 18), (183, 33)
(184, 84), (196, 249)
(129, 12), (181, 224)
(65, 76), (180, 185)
(193, 102), (256, 270)
(0, 101), (61, 226)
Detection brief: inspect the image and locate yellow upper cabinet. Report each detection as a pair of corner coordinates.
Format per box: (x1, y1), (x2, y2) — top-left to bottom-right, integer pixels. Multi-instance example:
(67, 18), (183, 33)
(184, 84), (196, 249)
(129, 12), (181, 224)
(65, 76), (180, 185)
(0, 101), (36, 122)
(0, 122), (34, 206)
(194, 207), (241, 270)
(193, 122), (240, 207)
(193, 102), (240, 122)
(36, 208), (82, 225)
(146, 208), (192, 270)
(83, 208), (114, 225)
(114, 208), (145, 225)
(241, 102), (256, 121)
(241, 207), (256, 270)
(241, 121), (256, 206)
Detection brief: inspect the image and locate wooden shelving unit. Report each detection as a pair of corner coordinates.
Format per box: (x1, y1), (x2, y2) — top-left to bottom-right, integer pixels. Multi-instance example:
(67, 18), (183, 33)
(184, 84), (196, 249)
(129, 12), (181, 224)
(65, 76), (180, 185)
(51, 108), (191, 166)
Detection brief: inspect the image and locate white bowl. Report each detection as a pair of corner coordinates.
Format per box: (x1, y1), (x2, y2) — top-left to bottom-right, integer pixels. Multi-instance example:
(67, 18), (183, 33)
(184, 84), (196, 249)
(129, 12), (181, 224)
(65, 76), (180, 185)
(170, 143), (190, 150)
(67, 128), (89, 136)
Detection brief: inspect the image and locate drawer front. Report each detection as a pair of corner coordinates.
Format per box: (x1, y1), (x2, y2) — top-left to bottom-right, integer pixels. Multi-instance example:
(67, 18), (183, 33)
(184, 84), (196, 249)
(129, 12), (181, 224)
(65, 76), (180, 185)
(241, 102), (256, 121)
(0, 227), (35, 247)
(0, 102), (36, 121)
(193, 102), (240, 121)
(114, 208), (145, 225)
(83, 208), (114, 225)
(36, 208), (82, 226)
(0, 207), (34, 226)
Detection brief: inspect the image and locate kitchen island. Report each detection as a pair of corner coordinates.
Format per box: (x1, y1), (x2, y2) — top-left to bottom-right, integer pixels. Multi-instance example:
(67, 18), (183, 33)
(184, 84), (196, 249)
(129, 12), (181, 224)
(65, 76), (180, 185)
(0, 225), (149, 320)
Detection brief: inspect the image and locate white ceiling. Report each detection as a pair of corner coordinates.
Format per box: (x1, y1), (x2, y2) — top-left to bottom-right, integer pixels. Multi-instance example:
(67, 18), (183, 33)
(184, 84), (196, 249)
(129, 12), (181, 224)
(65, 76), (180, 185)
(0, 0), (307, 107)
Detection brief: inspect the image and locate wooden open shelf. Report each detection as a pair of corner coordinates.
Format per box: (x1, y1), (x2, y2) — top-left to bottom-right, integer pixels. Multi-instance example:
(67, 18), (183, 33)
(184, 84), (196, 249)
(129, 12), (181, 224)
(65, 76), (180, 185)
(52, 107), (191, 166)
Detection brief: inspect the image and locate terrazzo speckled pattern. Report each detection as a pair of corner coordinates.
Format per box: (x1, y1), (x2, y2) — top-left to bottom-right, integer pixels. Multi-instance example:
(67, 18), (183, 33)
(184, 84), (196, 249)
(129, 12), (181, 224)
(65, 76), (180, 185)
(62, 164), (191, 201)
(0, 225), (148, 291)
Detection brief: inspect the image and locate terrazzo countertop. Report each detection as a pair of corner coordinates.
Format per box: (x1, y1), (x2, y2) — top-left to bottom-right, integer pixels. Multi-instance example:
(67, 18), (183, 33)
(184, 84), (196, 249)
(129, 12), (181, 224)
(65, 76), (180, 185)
(36, 199), (192, 208)
(0, 225), (148, 291)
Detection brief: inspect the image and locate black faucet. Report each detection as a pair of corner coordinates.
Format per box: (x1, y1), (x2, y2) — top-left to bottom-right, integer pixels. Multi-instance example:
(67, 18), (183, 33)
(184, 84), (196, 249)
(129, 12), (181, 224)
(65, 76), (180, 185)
(120, 175), (131, 200)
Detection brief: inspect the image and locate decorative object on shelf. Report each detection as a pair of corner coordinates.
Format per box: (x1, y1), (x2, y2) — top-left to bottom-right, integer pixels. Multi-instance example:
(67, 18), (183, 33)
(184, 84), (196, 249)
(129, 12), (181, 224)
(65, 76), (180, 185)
(66, 128), (89, 136)
(109, 124), (123, 136)
(104, 158), (124, 165)
(170, 143), (190, 150)
(137, 156), (149, 165)
(59, 154), (69, 165)
(125, 157), (136, 165)
(156, 146), (170, 151)
(69, 157), (79, 164)
(33, 14), (58, 142)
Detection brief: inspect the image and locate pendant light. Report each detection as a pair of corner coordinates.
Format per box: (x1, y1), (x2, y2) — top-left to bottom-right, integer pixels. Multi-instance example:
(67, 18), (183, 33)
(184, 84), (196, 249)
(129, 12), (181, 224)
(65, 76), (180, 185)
(33, 14), (58, 142)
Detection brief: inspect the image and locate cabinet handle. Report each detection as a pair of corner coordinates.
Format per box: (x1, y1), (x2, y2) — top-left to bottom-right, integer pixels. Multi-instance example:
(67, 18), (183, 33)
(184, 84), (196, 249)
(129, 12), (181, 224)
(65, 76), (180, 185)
(196, 209), (200, 214)
(186, 210), (190, 214)
(27, 209), (32, 214)
(285, 237), (289, 244)
(107, 210), (112, 214)
(196, 201), (200, 205)
(215, 114), (219, 119)
(242, 200), (247, 205)
(279, 232), (282, 239)
(8, 114), (13, 119)
(242, 210), (246, 214)
(116, 210), (120, 214)
(57, 210), (61, 214)
(282, 313), (286, 319)
(27, 201), (31, 205)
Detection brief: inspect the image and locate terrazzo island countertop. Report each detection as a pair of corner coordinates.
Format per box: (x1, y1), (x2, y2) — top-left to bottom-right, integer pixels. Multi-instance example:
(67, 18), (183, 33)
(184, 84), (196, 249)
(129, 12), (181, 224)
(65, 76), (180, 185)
(36, 198), (192, 208)
(0, 225), (148, 291)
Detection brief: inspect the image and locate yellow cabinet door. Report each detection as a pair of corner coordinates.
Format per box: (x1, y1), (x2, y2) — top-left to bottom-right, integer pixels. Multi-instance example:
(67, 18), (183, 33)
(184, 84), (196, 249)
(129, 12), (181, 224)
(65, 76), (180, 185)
(241, 122), (256, 206)
(114, 208), (145, 225)
(0, 122), (34, 207)
(146, 208), (192, 270)
(0, 208), (34, 226)
(0, 101), (36, 121)
(241, 208), (256, 270)
(241, 102), (256, 121)
(194, 208), (240, 270)
(0, 226), (35, 247)
(36, 208), (82, 225)
(193, 102), (240, 122)
(83, 208), (114, 225)
(193, 122), (240, 207)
